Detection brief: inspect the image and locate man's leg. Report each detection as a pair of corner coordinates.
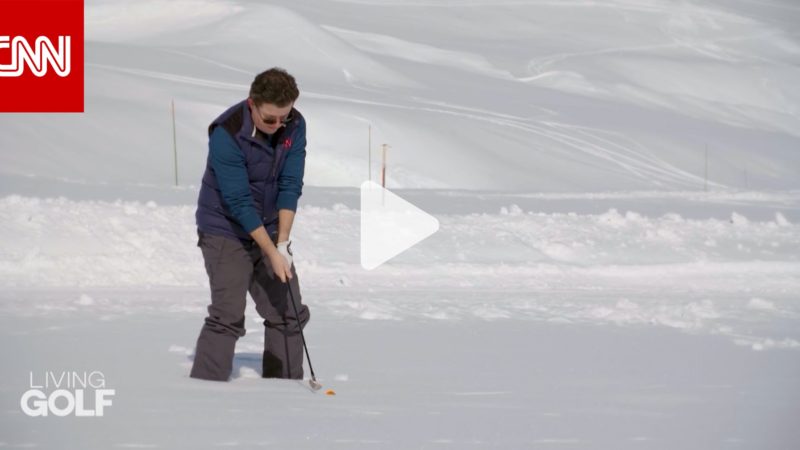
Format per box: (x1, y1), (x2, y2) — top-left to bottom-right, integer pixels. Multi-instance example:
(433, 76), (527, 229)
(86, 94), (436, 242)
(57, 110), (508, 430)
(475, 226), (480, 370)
(249, 248), (310, 379)
(190, 234), (253, 381)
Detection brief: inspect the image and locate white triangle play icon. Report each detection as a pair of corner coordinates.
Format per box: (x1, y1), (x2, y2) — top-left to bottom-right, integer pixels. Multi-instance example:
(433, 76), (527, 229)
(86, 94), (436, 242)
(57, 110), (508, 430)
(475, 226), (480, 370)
(360, 181), (440, 270)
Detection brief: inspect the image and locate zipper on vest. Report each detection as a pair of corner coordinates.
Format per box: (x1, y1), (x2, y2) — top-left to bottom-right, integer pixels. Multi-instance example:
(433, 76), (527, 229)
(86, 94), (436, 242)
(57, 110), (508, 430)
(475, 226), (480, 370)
(269, 127), (289, 180)
(271, 147), (283, 180)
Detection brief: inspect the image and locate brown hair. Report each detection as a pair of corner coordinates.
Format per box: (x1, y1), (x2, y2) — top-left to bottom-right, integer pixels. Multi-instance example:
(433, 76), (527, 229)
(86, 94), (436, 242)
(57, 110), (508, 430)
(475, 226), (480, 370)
(249, 68), (299, 107)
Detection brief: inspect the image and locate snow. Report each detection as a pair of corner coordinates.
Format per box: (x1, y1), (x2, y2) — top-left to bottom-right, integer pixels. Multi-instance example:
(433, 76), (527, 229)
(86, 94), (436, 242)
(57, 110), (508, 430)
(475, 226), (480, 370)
(1, 0), (800, 448)
(1, 189), (798, 447)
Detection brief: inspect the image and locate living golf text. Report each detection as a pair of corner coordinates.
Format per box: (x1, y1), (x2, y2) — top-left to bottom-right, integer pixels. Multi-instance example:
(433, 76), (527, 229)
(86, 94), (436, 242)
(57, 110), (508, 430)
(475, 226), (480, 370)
(21, 371), (115, 417)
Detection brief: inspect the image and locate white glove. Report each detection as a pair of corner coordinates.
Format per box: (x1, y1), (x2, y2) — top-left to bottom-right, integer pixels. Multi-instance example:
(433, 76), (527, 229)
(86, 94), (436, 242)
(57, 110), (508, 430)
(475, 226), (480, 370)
(277, 240), (293, 268)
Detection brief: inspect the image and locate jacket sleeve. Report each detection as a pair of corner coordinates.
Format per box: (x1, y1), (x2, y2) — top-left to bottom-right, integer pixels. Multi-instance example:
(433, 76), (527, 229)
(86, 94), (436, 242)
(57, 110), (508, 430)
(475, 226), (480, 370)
(276, 119), (306, 212)
(209, 126), (262, 233)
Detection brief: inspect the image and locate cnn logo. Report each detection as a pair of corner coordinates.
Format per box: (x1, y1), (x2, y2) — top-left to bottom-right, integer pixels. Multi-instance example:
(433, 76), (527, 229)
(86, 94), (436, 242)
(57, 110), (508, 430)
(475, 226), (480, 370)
(0, 35), (71, 77)
(0, 0), (83, 112)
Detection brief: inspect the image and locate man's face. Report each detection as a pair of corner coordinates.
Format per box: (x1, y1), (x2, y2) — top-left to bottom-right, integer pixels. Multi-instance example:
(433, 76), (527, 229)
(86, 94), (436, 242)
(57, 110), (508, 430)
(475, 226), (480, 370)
(248, 98), (293, 135)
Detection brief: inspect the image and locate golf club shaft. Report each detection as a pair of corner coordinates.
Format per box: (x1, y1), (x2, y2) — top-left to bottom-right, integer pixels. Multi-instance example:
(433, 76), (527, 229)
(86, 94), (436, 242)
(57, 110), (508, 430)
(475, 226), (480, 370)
(288, 281), (316, 381)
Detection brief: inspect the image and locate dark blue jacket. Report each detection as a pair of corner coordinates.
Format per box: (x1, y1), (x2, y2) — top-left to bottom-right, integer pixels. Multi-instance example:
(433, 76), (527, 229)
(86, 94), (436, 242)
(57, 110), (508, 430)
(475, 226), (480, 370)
(196, 100), (306, 241)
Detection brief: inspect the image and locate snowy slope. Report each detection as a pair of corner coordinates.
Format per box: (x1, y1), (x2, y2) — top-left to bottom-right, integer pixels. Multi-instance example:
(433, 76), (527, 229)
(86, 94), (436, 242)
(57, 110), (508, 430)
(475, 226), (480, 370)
(1, 0), (799, 190)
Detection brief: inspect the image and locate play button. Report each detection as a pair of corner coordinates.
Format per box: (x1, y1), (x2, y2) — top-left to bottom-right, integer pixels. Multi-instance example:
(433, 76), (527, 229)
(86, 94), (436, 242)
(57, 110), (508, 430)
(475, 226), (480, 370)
(360, 181), (440, 270)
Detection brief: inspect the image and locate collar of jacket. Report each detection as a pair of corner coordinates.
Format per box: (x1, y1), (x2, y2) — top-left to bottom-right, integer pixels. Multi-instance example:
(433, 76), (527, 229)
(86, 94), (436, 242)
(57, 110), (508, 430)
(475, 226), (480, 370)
(251, 123), (272, 141)
(236, 100), (293, 148)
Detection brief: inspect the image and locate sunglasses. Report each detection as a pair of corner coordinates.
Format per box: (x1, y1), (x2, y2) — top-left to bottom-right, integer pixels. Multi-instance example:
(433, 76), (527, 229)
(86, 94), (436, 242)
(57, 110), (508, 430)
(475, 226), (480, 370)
(257, 110), (293, 126)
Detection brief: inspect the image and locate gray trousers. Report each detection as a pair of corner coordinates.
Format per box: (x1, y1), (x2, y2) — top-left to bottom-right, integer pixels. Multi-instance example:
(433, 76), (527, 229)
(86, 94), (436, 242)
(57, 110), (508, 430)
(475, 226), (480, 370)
(190, 232), (310, 381)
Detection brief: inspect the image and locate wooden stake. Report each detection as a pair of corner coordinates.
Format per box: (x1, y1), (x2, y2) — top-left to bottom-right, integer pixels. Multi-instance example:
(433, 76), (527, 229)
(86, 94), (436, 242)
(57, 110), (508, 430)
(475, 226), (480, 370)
(368, 125), (372, 182)
(704, 144), (708, 192)
(381, 143), (388, 188)
(172, 99), (179, 187)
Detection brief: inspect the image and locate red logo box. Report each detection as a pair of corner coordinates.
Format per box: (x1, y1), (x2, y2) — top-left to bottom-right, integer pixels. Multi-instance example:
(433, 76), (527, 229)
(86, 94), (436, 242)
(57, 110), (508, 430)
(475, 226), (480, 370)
(0, 0), (84, 112)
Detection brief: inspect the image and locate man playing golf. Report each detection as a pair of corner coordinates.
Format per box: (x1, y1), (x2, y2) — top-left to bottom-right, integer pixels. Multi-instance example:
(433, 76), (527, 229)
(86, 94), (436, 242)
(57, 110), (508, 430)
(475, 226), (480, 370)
(190, 67), (309, 382)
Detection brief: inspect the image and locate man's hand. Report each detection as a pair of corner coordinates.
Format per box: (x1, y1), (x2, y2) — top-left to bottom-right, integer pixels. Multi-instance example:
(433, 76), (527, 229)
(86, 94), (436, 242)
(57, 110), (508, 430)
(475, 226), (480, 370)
(277, 240), (293, 268)
(249, 225), (292, 283)
(265, 248), (292, 283)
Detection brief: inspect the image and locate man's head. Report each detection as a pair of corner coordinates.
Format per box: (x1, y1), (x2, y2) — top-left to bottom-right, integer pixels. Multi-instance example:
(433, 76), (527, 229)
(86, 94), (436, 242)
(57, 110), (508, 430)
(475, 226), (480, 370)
(248, 67), (299, 135)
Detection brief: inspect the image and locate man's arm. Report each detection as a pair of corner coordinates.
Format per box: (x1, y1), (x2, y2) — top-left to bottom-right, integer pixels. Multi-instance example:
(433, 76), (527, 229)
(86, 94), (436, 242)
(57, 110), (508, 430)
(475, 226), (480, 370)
(209, 127), (262, 233)
(276, 119), (306, 242)
(277, 209), (295, 243)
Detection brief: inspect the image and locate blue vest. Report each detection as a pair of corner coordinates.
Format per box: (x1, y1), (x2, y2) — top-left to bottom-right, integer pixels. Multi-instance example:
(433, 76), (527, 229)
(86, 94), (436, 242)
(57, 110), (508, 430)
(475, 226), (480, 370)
(195, 100), (303, 241)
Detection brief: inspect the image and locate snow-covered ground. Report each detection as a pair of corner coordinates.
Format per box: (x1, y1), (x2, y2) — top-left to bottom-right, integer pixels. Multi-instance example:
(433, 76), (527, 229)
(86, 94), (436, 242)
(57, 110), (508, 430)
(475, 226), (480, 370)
(1, 0), (799, 448)
(1, 188), (798, 448)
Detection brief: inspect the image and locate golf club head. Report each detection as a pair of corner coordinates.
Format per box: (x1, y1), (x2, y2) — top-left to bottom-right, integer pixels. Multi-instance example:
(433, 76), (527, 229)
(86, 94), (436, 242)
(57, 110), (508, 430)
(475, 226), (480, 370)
(309, 379), (322, 391)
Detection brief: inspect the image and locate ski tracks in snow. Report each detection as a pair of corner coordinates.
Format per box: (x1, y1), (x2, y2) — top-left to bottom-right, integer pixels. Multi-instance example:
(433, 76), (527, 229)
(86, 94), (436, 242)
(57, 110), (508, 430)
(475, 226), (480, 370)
(89, 50), (707, 190)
